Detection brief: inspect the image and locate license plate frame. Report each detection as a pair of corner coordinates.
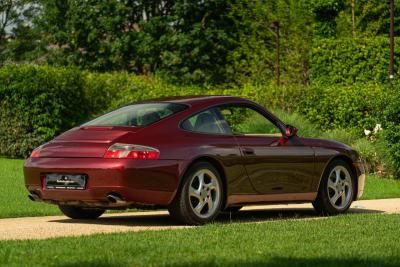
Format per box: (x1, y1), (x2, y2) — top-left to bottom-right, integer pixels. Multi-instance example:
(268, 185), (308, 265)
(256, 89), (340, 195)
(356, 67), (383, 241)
(45, 173), (87, 190)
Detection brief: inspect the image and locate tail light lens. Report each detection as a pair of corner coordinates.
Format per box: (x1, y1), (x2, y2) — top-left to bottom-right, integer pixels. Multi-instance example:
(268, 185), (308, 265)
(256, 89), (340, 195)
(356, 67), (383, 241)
(104, 143), (160, 159)
(30, 145), (44, 158)
(30, 150), (41, 158)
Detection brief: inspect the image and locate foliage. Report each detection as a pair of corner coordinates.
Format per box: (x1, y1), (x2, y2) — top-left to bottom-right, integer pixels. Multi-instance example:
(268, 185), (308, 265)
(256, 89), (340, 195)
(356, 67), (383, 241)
(0, 0), (398, 85)
(355, 0), (400, 36)
(0, 0), (316, 85)
(380, 85), (400, 178)
(298, 83), (388, 131)
(35, 0), (239, 84)
(0, 0), (40, 63)
(311, 37), (399, 85)
(0, 65), (87, 158)
(307, 0), (346, 37)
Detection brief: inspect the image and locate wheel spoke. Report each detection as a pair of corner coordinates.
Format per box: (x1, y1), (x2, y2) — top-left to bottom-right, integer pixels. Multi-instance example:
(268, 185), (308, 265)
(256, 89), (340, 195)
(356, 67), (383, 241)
(331, 191), (341, 204)
(340, 192), (346, 206)
(335, 169), (341, 184)
(197, 172), (205, 189)
(207, 196), (213, 211)
(189, 185), (201, 200)
(328, 178), (336, 190)
(206, 179), (217, 191)
(194, 199), (206, 214)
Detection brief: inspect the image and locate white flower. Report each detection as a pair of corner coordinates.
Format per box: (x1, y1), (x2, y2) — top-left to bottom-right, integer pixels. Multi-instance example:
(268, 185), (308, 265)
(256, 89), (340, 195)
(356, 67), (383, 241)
(364, 129), (371, 136)
(373, 124), (382, 134)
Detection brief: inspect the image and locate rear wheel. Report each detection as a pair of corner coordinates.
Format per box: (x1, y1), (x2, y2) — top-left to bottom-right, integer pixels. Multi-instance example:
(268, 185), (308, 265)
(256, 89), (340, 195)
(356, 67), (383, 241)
(59, 205), (105, 219)
(313, 159), (355, 215)
(168, 162), (223, 225)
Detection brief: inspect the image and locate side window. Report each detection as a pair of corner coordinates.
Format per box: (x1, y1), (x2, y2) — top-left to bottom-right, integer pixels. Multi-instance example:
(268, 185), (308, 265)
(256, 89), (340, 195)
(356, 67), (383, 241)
(219, 105), (281, 136)
(181, 108), (228, 134)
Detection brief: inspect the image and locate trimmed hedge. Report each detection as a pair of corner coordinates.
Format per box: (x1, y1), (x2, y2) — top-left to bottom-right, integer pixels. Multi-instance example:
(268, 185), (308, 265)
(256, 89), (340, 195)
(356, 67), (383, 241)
(0, 65), (88, 158)
(311, 37), (400, 84)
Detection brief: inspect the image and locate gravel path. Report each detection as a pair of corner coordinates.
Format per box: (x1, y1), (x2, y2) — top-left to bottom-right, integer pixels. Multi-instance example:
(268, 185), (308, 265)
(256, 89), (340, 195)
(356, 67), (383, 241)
(1, 198), (399, 241)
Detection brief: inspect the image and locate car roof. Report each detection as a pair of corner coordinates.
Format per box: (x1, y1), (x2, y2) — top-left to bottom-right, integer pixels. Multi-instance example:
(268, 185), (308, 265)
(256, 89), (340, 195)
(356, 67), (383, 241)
(139, 95), (249, 105)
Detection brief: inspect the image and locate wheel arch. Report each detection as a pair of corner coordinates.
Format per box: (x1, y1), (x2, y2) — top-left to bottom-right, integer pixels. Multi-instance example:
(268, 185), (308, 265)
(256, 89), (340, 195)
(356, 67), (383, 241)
(172, 155), (228, 209)
(317, 154), (358, 200)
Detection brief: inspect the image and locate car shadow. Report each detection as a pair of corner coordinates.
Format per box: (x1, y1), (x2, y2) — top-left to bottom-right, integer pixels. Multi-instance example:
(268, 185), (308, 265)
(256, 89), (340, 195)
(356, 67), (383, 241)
(49, 206), (384, 227)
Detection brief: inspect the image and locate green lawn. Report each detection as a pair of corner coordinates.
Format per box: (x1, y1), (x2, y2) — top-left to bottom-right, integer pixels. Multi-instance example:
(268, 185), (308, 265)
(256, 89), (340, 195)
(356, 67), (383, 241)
(1, 158), (399, 219)
(361, 175), (400, 200)
(0, 158), (60, 218)
(0, 213), (399, 266)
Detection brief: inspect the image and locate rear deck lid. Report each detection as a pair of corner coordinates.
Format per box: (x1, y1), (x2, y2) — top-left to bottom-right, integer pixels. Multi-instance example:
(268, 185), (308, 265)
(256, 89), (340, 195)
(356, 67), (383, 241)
(38, 126), (140, 158)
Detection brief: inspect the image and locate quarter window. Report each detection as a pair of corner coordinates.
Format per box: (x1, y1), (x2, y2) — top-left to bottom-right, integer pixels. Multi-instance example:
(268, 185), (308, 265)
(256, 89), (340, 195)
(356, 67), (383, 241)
(181, 108), (228, 134)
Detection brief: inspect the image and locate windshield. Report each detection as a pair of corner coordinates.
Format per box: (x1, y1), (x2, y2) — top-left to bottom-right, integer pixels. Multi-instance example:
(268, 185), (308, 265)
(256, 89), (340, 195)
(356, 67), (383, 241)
(83, 103), (188, 127)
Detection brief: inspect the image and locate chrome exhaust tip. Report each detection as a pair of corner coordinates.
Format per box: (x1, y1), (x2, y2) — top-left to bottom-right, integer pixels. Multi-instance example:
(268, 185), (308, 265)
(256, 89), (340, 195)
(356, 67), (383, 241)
(28, 192), (41, 202)
(106, 194), (126, 205)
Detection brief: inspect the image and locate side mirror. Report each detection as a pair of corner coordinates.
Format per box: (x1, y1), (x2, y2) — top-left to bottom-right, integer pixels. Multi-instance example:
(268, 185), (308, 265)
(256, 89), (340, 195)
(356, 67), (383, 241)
(285, 124), (298, 138)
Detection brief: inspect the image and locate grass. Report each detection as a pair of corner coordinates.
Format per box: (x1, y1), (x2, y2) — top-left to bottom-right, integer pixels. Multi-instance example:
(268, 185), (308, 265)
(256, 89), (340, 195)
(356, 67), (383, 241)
(361, 175), (400, 200)
(0, 213), (399, 266)
(0, 158), (60, 218)
(1, 158), (399, 219)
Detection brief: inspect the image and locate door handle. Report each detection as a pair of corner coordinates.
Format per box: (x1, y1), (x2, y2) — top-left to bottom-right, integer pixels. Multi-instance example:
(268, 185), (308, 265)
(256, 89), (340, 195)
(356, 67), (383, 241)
(242, 147), (255, 155)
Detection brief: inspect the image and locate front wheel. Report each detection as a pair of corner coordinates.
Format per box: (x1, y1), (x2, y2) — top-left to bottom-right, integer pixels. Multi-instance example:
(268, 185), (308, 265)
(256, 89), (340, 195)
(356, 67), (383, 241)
(313, 159), (355, 215)
(168, 162), (223, 225)
(59, 205), (105, 219)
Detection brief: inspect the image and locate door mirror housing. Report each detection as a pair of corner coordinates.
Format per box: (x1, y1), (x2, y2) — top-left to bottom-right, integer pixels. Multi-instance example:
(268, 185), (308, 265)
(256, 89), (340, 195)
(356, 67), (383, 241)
(285, 124), (298, 138)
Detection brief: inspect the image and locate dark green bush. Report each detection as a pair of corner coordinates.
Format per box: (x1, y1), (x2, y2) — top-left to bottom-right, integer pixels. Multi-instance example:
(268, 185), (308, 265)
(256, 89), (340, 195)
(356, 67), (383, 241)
(298, 83), (389, 131)
(0, 65), (87, 158)
(380, 84), (400, 178)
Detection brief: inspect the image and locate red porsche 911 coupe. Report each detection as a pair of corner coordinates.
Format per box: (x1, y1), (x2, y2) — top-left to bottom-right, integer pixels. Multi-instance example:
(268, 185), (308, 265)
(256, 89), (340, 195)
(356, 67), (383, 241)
(24, 96), (365, 225)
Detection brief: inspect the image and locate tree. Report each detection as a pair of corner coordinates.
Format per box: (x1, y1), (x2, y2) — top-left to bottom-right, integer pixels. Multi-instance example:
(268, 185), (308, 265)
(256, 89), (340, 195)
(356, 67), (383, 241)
(0, 0), (40, 64)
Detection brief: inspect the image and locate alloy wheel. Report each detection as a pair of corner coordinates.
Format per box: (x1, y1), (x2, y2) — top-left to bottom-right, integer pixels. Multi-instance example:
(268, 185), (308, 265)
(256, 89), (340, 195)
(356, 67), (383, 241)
(327, 166), (353, 209)
(188, 168), (221, 219)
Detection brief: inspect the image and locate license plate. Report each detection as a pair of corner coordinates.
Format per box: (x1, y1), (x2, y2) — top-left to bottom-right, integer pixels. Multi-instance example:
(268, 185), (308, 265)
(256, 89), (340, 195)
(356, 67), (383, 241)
(45, 173), (87, 190)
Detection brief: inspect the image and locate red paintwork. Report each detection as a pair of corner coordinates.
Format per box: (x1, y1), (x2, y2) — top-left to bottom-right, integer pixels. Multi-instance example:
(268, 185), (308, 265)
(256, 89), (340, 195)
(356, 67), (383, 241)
(24, 96), (365, 209)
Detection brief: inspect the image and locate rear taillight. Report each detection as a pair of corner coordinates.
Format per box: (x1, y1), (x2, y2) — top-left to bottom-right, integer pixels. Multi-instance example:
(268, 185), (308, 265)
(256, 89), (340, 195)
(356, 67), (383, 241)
(103, 143), (160, 159)
(30, 150), (41, 158)
(30, 145), (44, 158)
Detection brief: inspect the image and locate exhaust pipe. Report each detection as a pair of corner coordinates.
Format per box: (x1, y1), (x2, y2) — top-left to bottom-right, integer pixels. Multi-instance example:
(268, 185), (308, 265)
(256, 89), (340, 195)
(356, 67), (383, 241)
(107, 194), (126, 205)
(28, 192), (41, 202)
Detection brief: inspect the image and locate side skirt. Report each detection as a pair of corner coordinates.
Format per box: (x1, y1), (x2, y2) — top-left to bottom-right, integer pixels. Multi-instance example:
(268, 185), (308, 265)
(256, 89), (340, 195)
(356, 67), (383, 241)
(227, 192), (317, 206)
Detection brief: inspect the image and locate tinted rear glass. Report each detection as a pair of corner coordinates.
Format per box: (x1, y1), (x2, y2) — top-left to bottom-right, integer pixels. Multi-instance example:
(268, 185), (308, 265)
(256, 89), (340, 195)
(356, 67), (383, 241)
(83, 103), (188, 127)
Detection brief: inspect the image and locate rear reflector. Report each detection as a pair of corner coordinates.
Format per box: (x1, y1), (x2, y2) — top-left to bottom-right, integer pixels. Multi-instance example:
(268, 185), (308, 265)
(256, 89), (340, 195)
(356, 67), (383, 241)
(104, 143), (160, 159)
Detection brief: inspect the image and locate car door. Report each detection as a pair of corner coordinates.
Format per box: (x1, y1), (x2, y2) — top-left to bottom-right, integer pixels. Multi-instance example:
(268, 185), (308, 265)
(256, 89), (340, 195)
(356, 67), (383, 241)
(180, 107), (255, 195)
(218, 104), (315, 195)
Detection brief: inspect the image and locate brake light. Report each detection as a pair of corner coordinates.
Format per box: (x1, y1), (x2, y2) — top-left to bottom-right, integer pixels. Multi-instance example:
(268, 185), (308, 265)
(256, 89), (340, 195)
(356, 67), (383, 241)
(104, 143), (160, 159)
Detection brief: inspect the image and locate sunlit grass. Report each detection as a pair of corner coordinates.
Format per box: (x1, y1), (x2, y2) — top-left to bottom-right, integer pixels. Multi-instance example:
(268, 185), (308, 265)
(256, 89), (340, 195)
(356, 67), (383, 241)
(1, 213), (399, 266)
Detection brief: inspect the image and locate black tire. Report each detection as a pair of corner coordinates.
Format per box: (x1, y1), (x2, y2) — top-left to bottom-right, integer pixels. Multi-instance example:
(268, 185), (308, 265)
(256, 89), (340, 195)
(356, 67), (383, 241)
(223, 206), (243, 212)
(168, 161), (224, 225)
(313, 159), (355, 215)
(59, 205), (105, 219)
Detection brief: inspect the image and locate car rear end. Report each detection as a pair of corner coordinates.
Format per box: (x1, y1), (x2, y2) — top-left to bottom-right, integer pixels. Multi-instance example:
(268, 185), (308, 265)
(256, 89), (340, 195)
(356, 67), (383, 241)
(24, 102), (188, 209)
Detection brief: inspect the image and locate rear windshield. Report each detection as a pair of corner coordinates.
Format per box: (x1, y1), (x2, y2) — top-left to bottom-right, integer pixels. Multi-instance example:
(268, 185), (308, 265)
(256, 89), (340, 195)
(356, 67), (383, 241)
(83, 103), (188, 127)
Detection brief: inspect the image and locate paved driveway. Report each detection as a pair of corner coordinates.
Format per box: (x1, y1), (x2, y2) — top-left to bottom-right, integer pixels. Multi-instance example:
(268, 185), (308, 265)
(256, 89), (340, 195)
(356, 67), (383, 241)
(0, 198), (399, 241)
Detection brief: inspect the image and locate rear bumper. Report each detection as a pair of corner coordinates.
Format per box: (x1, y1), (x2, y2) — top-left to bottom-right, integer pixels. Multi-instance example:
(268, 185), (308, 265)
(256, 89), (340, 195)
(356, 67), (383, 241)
(24, 157), (182, 207)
